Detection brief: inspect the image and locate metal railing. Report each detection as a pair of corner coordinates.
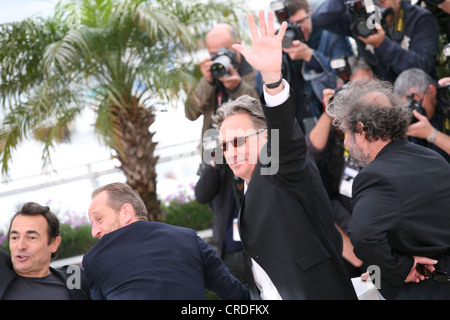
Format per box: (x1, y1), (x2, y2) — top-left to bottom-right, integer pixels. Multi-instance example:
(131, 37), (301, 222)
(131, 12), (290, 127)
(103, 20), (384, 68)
(0, 139), (200, 198)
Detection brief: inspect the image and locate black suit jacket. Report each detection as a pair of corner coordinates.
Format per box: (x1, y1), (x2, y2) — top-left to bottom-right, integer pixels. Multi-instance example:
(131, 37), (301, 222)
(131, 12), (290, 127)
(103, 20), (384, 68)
(239, 94), (357, 299)
(349, 139), (450, 299)
(0, 249), (90, 300)
(82, 221), (249, 300)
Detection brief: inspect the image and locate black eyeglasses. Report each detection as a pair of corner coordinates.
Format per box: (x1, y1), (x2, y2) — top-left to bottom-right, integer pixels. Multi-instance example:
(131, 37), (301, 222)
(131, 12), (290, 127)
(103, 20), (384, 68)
(295, 15), (310, 25)
(220, 129), (266, 152)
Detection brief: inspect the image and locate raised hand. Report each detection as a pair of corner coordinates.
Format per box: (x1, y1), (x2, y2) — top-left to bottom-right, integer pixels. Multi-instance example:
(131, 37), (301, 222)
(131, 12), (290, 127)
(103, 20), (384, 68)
(232, 10), (287, 85)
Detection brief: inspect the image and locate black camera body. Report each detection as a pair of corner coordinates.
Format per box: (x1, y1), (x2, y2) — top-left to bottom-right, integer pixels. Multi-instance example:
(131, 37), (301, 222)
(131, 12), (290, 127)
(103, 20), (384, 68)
(330, 56), (352, 84)
(406, 94), (427, 124)
(327, 57), (351, 105)
(345, 0), (391, 38)
(270, 0), (306, 48)
(437, 84), (450, 109)
(210, 48), (238, 79)
(424, 0), (445, 5)
(283, 22), (306, 48)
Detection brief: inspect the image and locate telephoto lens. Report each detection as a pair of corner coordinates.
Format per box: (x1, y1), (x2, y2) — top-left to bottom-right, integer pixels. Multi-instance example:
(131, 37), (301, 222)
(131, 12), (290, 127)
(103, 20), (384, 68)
(210, 48), (237, 79)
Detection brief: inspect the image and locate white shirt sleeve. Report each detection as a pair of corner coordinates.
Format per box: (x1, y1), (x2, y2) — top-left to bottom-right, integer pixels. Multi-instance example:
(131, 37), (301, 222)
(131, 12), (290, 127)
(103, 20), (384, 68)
(262, 79), (290, 107)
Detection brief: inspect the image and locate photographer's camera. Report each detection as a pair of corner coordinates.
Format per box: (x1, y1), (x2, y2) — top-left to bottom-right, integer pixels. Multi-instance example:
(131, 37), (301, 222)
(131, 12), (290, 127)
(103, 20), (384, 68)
(270, 0), (306, 48)
(437, 84), (450, 109)
(345, 0), (392, 38)
(210, 48), (238, 79)
(406, 94), (427, 124)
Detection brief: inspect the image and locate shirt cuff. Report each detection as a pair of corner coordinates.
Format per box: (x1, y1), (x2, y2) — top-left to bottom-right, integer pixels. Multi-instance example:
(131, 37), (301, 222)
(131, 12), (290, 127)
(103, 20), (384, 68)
(263, 79), (290, 107)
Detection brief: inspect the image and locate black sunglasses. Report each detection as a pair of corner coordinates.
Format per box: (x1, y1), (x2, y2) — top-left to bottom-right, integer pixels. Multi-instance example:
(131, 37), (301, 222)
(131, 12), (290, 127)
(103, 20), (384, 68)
(220, 129), (266, 152)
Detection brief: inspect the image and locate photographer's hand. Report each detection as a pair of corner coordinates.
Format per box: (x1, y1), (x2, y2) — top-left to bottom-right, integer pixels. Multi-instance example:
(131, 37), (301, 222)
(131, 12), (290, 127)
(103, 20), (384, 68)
(357, 23), (385, 48)
(407, 110), (434, 140)
(405, 256), (437, 283)
(218, 64), (242, 91)
(232, 10), (287, 94)
(408, 110), (450, 154)
(199, 57), (214, 83)
(283, 40), (313, 62)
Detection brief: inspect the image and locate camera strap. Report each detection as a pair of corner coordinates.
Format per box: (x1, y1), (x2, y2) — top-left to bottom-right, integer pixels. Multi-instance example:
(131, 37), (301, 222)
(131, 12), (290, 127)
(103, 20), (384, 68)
(443, 109), (450, 135)
(392, 7), (405, 42)
(392, 2), (418, 44)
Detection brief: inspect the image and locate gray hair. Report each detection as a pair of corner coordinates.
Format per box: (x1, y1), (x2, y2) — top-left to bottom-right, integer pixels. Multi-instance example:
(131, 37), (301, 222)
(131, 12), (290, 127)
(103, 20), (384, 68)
(348, 55), (373, 78)
(393, 68), (437, 97)
(212, 95), (266, 130)
(326, 78), (411, 142)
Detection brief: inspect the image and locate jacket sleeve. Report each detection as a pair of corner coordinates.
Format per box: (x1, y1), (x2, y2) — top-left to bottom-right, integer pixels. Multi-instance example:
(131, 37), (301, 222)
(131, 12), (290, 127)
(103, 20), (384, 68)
(198, 234), (249, 300)
(229, 69), (259, 100)
(81, 256), (105, 300)
(184, 77), (216, 121)
(311, 0), (352, 37)
(261, 93), (306, 183)
(348, 169), (414, 287)
(194, 164), (221, 204)
(376, 11), (439, 76)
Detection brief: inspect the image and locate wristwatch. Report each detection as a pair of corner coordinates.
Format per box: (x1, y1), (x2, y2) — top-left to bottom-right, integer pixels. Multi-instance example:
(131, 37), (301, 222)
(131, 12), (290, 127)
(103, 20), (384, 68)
(427, 128), (438, 144)
(264, 76), (283, 89)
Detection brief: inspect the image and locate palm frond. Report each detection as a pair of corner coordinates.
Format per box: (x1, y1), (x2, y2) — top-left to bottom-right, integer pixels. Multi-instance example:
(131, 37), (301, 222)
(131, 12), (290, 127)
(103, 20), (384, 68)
(0, 0), (249, 178)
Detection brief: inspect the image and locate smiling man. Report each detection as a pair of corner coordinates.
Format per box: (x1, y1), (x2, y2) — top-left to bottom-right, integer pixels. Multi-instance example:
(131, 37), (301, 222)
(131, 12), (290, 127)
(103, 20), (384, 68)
(211, 10), (357, 300)
(0, 202), (90, 300)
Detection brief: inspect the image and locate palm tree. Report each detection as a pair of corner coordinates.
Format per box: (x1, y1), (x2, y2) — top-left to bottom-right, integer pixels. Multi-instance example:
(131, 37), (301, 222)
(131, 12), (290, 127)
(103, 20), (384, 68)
(0, 0), (247, 221)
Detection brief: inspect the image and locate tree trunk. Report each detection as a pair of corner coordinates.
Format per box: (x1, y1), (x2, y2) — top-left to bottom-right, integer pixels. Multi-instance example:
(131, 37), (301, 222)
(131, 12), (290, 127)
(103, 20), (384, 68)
(111, 97), (162, 221)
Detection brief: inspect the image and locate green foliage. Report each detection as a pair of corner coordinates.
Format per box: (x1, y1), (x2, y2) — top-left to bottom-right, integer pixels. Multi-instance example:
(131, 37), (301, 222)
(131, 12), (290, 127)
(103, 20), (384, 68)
(427, 5), (450, 78)
(0, 0), (248, 177)
(161, 184), (213, 231)
(58, 224), (98, 258)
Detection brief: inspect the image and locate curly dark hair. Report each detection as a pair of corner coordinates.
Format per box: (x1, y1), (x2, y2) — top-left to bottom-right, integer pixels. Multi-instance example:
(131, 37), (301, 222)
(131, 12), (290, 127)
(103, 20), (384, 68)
(326, 78), (411, 142)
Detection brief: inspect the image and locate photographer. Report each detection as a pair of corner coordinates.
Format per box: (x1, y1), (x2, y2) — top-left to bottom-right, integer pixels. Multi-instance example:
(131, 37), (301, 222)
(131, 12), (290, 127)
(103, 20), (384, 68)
(394, 68), (450, 162)
(185, 23), (259, 141)
(267, 0), (354, 132)
(312, 0), (440, 83)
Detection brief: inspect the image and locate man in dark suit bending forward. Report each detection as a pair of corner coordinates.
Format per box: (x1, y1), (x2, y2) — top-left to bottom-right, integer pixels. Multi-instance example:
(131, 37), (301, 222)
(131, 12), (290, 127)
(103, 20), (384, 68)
(82, 182), (249, 300)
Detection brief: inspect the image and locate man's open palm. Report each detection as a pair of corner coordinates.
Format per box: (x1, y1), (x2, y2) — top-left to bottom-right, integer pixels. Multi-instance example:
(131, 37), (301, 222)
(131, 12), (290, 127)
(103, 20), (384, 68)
(233, 11), (287, 83)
